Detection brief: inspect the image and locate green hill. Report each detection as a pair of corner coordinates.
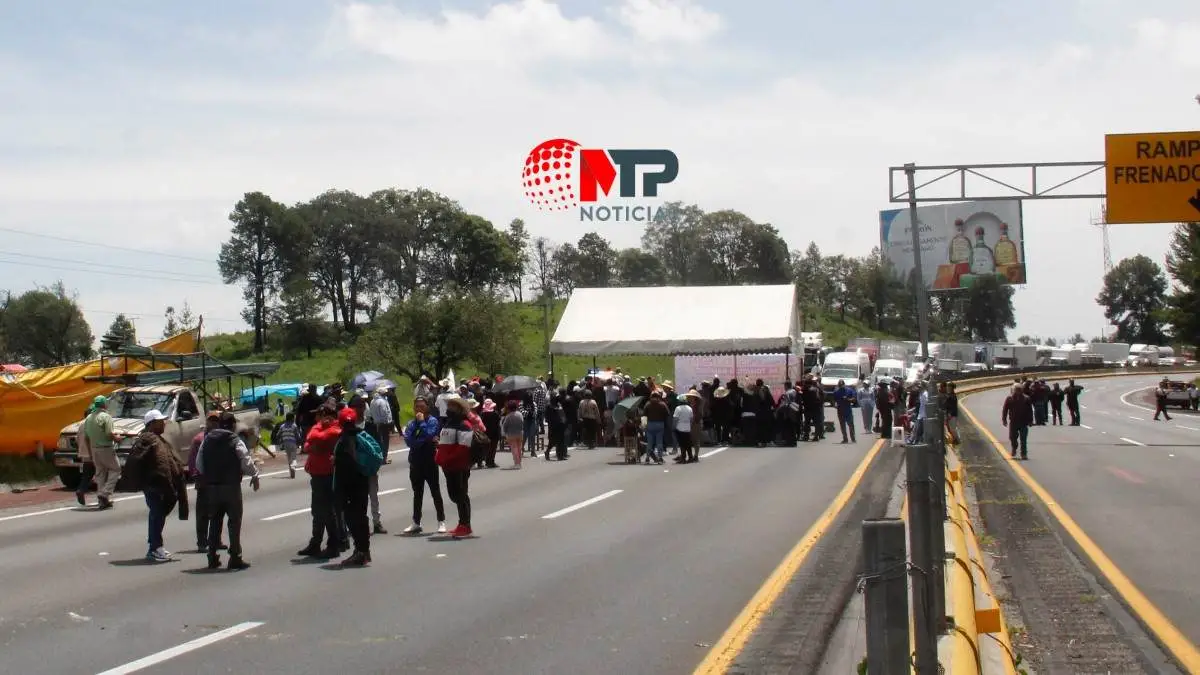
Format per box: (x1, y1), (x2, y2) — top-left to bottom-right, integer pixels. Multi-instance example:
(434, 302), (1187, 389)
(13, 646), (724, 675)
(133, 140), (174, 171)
(199, 301), (901, 404)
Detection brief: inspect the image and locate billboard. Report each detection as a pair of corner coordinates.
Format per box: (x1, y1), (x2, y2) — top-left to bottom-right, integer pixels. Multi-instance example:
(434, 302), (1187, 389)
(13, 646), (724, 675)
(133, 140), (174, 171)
(674, 354), (802, 401)
(879, 199), (1026, 291)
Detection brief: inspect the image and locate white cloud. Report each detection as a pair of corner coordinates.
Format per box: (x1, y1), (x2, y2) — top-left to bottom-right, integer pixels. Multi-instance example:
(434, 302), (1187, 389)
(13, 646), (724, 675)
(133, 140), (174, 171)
(615, 0), (723, 44)
(3, 2), (1200, 343)
(1135, 18), (1200, 67)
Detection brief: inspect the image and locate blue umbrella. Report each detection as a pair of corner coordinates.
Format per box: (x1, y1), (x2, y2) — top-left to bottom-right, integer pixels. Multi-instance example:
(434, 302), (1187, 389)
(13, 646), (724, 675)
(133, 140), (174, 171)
(364, 378), (397, 393)
(351, 370), (385, 390)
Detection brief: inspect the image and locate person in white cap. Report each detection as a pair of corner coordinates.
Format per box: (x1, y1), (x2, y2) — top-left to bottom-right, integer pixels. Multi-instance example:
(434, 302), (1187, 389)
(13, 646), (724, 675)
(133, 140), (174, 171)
(128, 409), (188, 563)
(367, 387), (394, 461)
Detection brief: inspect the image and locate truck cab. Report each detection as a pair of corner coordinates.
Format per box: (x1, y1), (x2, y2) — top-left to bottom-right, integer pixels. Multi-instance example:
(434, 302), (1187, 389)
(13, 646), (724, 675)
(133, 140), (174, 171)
(53, 386), (247, 491)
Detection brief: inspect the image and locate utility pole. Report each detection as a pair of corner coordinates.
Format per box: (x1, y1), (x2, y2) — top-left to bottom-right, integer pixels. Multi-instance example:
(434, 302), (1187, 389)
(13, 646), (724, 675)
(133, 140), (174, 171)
(905, 164), (932, 359)
(543, 292), (552, 375)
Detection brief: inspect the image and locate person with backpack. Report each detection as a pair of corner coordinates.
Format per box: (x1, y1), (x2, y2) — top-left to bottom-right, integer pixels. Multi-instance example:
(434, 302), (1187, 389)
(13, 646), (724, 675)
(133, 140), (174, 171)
(437, 396), (476, 538)
(196, 412), (261, 570)
(272, 411), (302, 479)
(128, 409), (189, 563)
(333, 406), (383, 567)
(401, 398), (446, 535)
(188, 411), (226, 552)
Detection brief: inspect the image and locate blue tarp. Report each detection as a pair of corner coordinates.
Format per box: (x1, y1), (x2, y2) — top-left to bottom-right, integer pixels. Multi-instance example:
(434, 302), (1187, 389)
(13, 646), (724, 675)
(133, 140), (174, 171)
(239, 383), (322, 405)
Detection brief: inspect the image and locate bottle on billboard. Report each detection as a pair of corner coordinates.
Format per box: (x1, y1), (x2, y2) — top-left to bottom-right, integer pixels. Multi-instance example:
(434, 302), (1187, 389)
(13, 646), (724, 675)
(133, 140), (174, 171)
(969, 226), (995, 276)
(947, 218), (972, 265)
(994, 222), (1019, 266)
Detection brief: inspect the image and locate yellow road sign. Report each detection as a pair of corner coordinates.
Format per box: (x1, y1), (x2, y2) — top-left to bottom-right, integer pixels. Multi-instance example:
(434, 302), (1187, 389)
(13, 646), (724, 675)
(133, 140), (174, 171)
(1105, 131), (1200, 224)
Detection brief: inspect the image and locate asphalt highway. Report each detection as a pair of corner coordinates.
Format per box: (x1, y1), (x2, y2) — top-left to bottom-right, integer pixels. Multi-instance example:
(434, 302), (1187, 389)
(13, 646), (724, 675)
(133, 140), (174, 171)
(0, 439), (874, 674)
(963, 374), (1200, 653)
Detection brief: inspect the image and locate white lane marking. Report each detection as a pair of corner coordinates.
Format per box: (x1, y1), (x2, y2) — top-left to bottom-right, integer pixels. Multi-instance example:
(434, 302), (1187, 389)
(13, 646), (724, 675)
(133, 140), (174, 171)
(1081, 405), (1088, 409)
(96, 621), (263, 675)
(699, 446), (730, 459)
(262, 488), (406, 520)
(1081, 424), (1094, 430)
(1128, 416), (1145, 421)
(1179, 425), (1200, 431)
(1119, 385), (1157, 413)
(1120, 437), (1146, 446)
(1093, 410), (1110, 415)
(542, 490), (623, 519)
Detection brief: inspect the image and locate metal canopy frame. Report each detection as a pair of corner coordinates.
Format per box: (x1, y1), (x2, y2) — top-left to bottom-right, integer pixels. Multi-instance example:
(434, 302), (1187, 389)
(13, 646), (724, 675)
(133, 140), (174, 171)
(888, 161), (1106, 203)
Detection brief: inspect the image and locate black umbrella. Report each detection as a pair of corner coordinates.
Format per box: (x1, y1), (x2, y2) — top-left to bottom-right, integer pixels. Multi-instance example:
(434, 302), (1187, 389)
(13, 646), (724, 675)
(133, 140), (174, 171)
(611, 396), (645, 427)
(492, 375), (539, 394)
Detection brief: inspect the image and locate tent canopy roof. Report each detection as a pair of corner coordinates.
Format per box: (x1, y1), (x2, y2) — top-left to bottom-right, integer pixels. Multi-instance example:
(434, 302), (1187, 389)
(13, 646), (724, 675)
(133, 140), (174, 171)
(550, 285), (800, 356)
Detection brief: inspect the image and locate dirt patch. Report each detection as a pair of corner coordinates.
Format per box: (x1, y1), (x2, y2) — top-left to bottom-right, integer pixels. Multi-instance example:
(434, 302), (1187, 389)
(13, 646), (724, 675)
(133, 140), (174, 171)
(957, 421), (1165, 674)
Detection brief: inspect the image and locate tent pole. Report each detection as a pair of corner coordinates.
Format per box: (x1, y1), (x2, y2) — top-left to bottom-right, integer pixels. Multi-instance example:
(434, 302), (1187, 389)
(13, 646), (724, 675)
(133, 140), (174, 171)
(734, 354), (738, 380)
(785, 352), (790, 381)
(592, 356), (597, 371)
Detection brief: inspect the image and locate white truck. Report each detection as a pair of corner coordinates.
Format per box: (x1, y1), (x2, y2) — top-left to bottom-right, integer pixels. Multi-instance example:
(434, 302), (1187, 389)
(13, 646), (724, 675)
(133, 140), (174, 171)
(991, 344), (1037, 370)
(1127, 344), (1160, 366)
(1049, 348), (1082, 367)
(1087, 342), (1130, 366)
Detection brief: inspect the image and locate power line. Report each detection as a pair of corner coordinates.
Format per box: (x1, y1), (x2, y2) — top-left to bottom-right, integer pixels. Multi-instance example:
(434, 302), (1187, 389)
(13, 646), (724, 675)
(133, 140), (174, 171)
(78, 307), (244, 323)
(0, 256), (226, 285)
(0, 226), (218, 263)
(0, 249), (221, 282)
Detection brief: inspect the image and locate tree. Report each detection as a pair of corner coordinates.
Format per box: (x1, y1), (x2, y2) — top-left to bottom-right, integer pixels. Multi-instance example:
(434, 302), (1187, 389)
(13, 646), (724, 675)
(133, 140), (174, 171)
(348, 291), (525, 382)
(574, 232), (615, 288)
(962, 275), (1016, 342)
(293, 190), (385, 333)
(1096, 254), (1168, 344)
(431, 213), (523, 293)
(1044, 337), (1057, 347)
(504, 218), (530, 302)
(372, 188), (462, 299)
(1017, 335), (1033, 345)
(1, 283), (93, 367)
(178, 302), (197, 331)
(614, 248), (667, 286)
(550, 243), (580, 297)
(529, 237), (557, 299)
(1164, 223), (1200, 345)
(277, 279), (328, 359)
(218, 192), (293, 352)
(106, 314), (137, 346)
(163, 306), (180, 338)
(1065, 333), (1085, 345)
(643, 201), (704, 285)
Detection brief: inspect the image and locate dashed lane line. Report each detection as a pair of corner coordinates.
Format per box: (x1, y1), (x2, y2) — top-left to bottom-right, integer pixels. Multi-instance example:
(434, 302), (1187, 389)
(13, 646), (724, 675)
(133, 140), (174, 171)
(541, 490), (623, 519)
(699, 445), (730, 459)
(1119, 437), (1146, 447)
(95, 621), (264, 675)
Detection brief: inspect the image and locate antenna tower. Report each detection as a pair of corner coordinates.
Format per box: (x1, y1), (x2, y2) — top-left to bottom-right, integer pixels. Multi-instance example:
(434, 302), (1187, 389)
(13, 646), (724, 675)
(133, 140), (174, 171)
(1093, 202), (1111, 274)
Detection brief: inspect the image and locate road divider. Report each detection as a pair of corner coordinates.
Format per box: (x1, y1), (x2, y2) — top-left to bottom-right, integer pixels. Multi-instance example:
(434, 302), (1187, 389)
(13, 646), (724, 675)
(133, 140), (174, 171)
(95, 620), (264, 675)
(542, 490), (623, 520)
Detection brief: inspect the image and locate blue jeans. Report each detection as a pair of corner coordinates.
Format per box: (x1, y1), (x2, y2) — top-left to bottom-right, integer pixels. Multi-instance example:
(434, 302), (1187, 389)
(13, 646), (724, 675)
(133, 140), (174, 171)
(645, 421), (665, 460)
(144, 490), (175, 552)
(524, 415), (537, 454)
(1008, 424), (1029, 455)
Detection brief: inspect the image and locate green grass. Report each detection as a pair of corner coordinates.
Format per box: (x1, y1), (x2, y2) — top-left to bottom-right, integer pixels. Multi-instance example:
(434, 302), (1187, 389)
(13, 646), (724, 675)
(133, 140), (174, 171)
(0, 455), (58, 485)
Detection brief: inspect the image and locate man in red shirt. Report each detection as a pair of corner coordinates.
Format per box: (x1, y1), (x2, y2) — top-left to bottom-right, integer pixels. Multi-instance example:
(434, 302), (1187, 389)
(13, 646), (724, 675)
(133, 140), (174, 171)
(297, 404), (344, 558)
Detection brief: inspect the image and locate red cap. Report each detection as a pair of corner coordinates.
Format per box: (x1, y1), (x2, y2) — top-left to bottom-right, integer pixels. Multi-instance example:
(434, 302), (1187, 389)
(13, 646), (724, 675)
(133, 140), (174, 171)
(338, 407), (358, 426)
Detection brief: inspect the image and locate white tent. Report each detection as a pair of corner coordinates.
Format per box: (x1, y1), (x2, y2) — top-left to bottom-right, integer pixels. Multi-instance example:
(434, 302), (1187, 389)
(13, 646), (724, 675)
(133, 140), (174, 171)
(550, 285), (800, 356)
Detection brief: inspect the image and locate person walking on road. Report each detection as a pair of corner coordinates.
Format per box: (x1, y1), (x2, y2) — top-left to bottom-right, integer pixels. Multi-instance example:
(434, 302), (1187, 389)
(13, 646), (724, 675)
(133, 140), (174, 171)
(875, 379), (894, 442)
(1154, 380), (1173, 421)
(298, 404), (345, 558)
(402, 398), (446, 535)
(672, 393), (696, 463)
(74, 404), (96, 506)
(1048, 384), (1065, 426)
(333, 407), (379, 567)
(367, 388), (394, 463)
(196, 412), (260, 570)
(188, 411), (224, 552)
(129, 409), (188, 562)
(82, 395), (121, 510)
(856, 378), (875, 435)
(833, 379), (857, 444)
(438, 396), (476, 538)
(1001, 383), (1034, 460)
(1064, 380), (1084, 426)
(643, 391), (669, 464)
(502, 400), (525, 469)
(272, 412), (302, 479)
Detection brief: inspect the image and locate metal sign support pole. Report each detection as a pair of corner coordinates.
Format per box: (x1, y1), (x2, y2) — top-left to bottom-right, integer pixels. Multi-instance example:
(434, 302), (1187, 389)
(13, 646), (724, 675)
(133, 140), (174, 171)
(905, 163), (932, 360)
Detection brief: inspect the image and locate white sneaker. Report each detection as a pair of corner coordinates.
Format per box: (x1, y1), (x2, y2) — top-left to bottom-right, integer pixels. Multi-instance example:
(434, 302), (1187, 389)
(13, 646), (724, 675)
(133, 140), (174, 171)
(402, 523), (422, 534)
(437, 522), (447, 534)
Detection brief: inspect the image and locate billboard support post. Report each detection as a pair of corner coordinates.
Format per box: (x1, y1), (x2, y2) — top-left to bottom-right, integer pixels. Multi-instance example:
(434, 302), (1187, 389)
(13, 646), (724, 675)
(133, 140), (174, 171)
(905, 163), (932, 359)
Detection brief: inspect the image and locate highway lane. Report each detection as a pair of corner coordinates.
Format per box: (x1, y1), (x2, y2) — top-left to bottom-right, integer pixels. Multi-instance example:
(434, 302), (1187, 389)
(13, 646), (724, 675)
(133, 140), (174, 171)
(0, 440), (876, 674)
(963, 374), (1200, 653)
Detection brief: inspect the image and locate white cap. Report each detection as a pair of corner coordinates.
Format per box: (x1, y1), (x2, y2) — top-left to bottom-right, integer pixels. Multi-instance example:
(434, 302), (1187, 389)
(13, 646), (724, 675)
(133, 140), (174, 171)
(143, 409), (167, 424)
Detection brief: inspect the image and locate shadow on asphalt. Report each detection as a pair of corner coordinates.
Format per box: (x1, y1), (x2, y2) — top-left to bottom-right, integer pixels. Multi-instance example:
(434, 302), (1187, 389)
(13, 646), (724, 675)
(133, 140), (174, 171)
(289, 557), (329, 565)
(108, 558), (176, 567)
(426, 535), (477, 542)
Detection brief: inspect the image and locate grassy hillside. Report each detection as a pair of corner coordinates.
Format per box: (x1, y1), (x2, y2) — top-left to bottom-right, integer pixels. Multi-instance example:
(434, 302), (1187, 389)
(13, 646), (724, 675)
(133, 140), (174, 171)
(199, 302), (905, 406)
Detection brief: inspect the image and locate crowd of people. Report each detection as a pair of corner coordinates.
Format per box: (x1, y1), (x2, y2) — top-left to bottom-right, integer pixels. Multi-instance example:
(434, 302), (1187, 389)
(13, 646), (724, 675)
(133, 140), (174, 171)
(1001, 377), (1085, 460)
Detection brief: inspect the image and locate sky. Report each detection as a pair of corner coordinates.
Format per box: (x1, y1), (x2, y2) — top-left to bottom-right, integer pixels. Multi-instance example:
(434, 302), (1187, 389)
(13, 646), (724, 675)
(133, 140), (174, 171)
(1, 0), (1198, 345)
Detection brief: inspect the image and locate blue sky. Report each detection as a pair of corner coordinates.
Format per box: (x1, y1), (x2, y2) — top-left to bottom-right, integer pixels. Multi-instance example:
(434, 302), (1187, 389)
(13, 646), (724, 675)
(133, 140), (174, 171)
(1, 0), (1198, 343)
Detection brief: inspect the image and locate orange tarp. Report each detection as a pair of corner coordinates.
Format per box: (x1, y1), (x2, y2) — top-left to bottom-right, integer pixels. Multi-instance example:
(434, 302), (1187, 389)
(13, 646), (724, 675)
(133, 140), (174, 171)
(0, 328), (202, 456)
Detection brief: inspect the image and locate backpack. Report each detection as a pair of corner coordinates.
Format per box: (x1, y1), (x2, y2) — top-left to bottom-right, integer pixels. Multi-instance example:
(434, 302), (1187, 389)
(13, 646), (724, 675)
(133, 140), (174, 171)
(353, 430), (384, 477)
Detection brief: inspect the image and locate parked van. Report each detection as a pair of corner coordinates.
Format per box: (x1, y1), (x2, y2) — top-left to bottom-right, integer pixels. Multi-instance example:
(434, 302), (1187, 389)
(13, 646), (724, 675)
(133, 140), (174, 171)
(820, 351), (872, 399)
(871, 358), (907, 383)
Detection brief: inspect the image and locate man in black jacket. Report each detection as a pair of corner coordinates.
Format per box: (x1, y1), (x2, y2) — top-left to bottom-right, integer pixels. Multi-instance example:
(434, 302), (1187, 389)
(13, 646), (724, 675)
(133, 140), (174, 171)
(196, 412), (261, 570)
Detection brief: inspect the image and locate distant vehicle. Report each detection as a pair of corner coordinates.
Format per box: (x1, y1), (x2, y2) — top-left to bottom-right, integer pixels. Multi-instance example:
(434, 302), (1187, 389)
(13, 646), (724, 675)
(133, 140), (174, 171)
(54, 385), (268, 491)
(1049, 349), (1082, 367)
(1087, 342), (1130, 366)
(1162, 379), (1193, 408)
(991, 344), (1036, 370)
(1128, 344), (1160, 366)
(819, 351), (872, 401)
(1158, 346), (1180, 366)
(871, 358), (907, 383)
(846, 338), (880, 368)
(962, 362), (988, 373)
(935, 359), (962, 373)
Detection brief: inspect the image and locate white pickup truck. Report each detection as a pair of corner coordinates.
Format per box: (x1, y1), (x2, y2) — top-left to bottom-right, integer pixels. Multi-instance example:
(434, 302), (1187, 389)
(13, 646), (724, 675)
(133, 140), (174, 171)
(53, 385), (267, 491)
